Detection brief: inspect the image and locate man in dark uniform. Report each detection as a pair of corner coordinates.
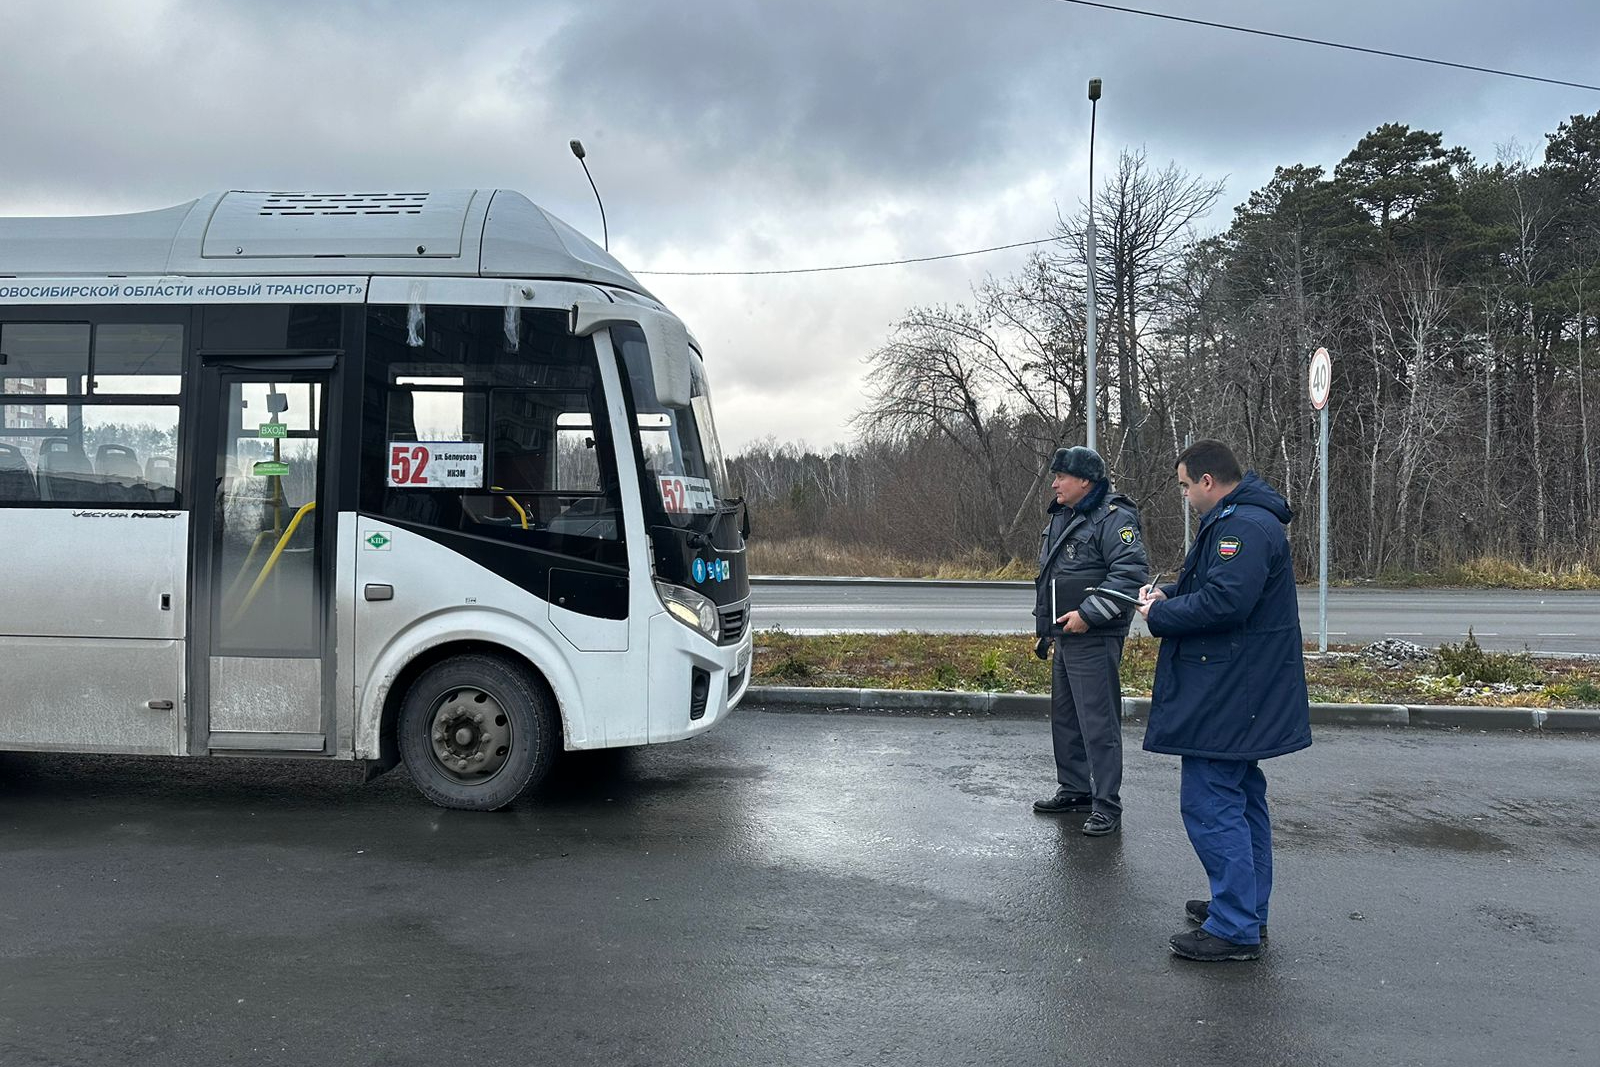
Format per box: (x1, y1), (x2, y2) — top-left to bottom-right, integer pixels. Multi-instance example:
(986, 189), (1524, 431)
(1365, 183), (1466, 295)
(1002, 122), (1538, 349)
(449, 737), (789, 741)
(1137, 439), (1312, 961)
(1032, 446), (1149, 837)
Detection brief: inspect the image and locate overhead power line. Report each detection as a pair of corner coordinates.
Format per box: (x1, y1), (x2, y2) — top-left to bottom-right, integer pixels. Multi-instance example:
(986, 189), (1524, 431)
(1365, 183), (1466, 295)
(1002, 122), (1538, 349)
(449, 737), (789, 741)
(644, 3), (1595, 280)
(1051, 0), (1600, 93)
(634, 237), (1060, 277)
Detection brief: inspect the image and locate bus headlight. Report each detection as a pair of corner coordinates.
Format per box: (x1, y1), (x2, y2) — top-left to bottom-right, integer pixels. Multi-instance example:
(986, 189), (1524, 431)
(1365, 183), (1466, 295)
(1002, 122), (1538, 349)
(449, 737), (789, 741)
(654, 580), (721, 641)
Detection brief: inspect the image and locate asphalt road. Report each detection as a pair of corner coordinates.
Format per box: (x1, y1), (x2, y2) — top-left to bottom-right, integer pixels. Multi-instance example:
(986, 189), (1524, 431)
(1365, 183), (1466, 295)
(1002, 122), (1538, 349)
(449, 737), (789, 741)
(3, 710), (1597, 1067)
(751, 580), (1600, 655)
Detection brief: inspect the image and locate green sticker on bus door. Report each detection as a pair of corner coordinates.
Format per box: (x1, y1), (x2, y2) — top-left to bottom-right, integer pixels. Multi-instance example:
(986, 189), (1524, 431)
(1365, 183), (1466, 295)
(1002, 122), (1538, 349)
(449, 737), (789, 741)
(253, 461), (290, 476)
(258, 422), (288, 439)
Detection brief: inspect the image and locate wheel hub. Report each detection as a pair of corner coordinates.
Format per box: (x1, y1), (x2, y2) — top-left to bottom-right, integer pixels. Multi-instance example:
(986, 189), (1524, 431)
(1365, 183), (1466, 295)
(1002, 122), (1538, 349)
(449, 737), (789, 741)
(429, 687), (513, 783)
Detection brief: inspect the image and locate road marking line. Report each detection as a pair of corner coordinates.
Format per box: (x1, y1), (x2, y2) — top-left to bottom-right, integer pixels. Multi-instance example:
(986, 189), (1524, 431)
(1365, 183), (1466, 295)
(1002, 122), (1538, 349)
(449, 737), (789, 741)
(1386, 632), (1423, 636)
(1537, 633), (1578, 637)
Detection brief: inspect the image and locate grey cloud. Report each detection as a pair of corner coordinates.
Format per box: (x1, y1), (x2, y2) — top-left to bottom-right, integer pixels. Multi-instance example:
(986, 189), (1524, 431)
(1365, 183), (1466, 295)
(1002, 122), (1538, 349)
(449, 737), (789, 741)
(3, 0), (1598, 449)
(537, 0), (1055, 189)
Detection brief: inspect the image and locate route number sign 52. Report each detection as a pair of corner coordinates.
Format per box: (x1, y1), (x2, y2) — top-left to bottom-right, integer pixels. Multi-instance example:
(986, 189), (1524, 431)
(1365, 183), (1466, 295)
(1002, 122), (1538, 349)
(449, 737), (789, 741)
(387, 442), (486, 488)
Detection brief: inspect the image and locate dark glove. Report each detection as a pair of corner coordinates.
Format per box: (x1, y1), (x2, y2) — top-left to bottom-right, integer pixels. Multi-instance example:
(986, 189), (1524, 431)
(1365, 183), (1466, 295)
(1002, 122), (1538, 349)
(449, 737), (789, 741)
(1034, 635), (1051, 660)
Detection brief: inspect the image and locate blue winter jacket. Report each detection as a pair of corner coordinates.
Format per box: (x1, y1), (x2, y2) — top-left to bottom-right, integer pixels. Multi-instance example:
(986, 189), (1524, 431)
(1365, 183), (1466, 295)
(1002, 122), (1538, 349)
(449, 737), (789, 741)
(1143, 472), (1312, 761)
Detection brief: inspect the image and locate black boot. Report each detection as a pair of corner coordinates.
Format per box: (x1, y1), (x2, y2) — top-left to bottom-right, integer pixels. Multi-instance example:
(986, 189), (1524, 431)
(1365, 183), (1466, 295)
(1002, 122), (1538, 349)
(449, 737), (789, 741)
(1080, 811), (1121, 836)
(1170, 928), (1261, 962)
(1032, 789), (1092, 813)
(1185, 899), (1267, 940)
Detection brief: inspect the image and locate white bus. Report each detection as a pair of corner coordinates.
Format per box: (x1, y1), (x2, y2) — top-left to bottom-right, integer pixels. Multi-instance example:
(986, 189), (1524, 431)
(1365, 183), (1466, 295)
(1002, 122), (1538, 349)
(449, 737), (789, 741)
(0, 189), (752, 810)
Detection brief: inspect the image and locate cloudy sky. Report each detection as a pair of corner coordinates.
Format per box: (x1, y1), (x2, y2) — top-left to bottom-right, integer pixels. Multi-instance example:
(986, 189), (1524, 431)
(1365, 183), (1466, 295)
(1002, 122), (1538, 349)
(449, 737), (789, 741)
(3, 0), (1598, 450)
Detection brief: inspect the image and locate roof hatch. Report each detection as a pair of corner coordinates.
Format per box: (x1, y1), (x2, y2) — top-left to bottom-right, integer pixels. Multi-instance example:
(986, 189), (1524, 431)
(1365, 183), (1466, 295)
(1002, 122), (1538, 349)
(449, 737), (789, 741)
(200, 189), (476, 260)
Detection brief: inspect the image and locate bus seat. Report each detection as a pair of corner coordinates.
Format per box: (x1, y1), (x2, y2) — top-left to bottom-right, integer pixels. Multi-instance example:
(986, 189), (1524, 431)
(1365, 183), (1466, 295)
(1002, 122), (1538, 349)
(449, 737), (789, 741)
(96, 443), (143, 481)
(0, 442), (38, 501)
(493, 435), (548, 493)
(37, 438), (102, 501)
(145, 455), (176, 486)
(99, 443), (157, 504)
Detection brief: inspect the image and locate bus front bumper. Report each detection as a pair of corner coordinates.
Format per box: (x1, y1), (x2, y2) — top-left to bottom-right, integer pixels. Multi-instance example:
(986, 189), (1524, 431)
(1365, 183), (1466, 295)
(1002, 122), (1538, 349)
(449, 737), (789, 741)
(647, 612), (753, 744)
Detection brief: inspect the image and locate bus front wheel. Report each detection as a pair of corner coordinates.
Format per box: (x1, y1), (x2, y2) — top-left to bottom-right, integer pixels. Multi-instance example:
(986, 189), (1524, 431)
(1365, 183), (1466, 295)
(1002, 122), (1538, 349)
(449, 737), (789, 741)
(397, 654), (558, 811)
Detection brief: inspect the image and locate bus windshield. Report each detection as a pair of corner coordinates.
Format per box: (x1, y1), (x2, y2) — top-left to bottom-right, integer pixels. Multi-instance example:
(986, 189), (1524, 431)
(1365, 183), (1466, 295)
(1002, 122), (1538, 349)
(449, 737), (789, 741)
(613, 325), (732, 529)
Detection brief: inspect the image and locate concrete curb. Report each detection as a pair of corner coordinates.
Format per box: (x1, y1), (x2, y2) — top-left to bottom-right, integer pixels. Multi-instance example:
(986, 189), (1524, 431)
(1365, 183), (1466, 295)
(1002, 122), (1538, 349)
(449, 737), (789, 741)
(746, 685), (1600, 733)
(1541, 708), (1600, 731)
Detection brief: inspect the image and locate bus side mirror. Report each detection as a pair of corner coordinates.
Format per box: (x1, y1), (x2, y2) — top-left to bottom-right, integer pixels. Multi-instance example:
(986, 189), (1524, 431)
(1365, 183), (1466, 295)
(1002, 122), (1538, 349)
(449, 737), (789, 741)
(570, 301), (694, 408)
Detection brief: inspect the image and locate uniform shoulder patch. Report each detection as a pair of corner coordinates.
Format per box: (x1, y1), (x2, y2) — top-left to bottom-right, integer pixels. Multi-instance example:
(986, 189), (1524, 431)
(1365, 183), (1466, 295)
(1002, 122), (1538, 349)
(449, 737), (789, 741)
(1220, 504), (1237, 518)
(1119, 525), (1137, 545)
(1218, 536), (1242, 560)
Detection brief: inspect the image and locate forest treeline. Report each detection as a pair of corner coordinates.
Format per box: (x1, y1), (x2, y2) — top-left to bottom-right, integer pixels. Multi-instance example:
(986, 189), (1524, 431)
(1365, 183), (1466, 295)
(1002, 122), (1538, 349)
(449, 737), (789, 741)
(730, 113), (1600, 577)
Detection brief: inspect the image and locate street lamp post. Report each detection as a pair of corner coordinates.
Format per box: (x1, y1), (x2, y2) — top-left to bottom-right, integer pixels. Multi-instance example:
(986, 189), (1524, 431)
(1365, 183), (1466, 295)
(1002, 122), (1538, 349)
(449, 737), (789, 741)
(1084, 78), (1101, 451)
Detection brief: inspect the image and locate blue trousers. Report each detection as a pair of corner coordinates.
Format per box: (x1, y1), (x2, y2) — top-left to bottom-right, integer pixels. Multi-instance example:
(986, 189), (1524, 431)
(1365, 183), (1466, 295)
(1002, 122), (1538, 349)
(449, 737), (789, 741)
(1179, 756), (1272, 945)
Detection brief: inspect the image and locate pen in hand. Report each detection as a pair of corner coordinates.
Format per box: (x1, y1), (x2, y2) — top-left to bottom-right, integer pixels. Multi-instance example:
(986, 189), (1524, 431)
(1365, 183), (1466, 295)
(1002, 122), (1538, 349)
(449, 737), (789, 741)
(1141, 572), (1164, 601)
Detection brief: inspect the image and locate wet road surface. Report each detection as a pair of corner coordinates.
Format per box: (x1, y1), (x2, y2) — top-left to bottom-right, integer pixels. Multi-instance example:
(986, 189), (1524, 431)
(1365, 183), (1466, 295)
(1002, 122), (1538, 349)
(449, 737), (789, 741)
(2, 711), (1597, 1066)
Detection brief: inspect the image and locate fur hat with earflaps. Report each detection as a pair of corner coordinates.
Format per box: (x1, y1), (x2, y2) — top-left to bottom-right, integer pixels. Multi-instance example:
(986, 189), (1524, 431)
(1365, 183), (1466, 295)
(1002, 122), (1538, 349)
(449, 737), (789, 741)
(1049, 445), (1106, 482)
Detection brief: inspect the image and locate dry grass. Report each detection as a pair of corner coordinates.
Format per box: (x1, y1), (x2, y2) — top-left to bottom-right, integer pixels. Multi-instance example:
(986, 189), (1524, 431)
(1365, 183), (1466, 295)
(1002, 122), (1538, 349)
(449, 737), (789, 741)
(751, 632), (1600, 707)
(1366, 556), (1600, 590)
(753, 537), (1600, 589)
(1438, 557), (1600, 590)
(748, 537), (1033, 580)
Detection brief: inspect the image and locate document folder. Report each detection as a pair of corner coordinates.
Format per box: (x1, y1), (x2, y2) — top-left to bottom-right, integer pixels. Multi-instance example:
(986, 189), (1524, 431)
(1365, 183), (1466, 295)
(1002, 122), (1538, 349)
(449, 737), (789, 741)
(1048, 577), (1096, 634)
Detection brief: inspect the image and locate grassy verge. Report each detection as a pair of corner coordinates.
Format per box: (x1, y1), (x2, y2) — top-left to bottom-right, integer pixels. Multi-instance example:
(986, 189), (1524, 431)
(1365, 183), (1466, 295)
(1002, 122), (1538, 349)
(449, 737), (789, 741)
(747, 538), (1033, 580)
(752, 631), (1600, 708)
(1363, 557), (1600, 591)
(750, 539), (1600, 590)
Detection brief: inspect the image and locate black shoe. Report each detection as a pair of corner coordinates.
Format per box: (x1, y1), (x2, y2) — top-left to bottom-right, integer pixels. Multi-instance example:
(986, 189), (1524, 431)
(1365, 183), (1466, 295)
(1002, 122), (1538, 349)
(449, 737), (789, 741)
(1033, 789), (1093, 814)
(1081, 812), (1120, 836)
(1169, 928), (1261, 962)
(1185, 899), (1268, 940)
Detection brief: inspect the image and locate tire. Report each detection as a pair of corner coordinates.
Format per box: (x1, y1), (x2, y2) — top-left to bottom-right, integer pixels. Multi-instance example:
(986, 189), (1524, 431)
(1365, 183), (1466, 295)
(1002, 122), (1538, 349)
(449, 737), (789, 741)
(397, 653), (558, 811)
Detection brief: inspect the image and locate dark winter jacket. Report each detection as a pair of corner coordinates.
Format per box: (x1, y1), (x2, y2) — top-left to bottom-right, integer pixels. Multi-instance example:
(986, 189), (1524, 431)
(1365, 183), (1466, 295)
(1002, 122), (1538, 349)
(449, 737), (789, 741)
(1034, 483), (1149, 640)
(1143, 471), (1312, 760)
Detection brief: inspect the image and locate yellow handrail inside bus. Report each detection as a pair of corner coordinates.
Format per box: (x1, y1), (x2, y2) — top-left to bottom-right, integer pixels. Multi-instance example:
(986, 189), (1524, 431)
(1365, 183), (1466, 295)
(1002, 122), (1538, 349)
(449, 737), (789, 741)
(490, 486), (529, 530)
(224, 528), (279, 605)
(227, 501), (317, 626)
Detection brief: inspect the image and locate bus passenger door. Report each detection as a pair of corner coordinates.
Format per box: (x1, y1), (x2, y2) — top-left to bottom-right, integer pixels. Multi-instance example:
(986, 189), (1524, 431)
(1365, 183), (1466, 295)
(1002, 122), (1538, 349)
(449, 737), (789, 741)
(191, 362), (335, 753)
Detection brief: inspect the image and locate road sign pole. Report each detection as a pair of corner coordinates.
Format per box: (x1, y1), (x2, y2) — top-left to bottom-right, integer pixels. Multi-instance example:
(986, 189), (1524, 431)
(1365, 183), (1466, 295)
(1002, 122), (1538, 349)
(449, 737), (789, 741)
(1308, 346), (1332, 656)
(1319, 402), (1329, 655)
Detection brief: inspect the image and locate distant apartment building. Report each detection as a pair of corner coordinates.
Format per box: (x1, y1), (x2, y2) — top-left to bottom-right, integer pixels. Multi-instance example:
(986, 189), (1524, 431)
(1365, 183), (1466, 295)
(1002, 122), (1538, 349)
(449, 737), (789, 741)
(2, 377), (49, 430)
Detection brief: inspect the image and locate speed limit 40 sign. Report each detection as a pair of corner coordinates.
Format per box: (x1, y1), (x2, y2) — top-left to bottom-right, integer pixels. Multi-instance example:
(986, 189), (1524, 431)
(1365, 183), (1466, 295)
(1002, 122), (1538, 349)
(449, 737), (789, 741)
(1309, 347), (1332, 410)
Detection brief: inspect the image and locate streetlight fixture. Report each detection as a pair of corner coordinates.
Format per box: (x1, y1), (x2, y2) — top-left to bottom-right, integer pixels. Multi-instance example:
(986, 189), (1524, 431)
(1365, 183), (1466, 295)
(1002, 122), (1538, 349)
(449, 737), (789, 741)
(1084, 77), (1101, 451)
(569, 139), (608, 251)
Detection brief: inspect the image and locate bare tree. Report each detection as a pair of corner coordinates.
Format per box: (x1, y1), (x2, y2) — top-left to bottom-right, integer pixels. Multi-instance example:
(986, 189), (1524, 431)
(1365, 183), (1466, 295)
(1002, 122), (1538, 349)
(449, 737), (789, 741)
(855, 305), (1059, 555)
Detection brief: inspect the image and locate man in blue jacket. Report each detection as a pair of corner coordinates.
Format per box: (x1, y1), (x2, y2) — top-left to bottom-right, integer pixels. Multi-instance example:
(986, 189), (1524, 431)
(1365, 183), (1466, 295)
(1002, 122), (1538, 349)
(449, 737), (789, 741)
(1137, 439), (1311, 962)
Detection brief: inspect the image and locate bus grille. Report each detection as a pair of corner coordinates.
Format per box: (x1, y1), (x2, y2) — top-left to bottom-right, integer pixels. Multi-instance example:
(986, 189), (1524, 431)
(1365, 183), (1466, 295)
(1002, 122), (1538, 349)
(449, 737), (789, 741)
(717, 605), (747, 645)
